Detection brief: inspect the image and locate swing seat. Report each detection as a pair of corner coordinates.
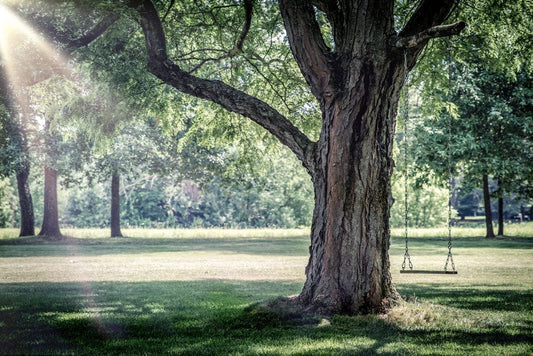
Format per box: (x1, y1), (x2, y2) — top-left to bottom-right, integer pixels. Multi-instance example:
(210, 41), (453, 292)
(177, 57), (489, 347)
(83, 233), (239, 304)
(400, 269), (457, 274)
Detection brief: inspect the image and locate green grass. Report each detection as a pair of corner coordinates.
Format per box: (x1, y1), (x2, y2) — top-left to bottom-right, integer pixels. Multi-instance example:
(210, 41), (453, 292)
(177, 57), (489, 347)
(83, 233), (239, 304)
(0, 227), (532, 355)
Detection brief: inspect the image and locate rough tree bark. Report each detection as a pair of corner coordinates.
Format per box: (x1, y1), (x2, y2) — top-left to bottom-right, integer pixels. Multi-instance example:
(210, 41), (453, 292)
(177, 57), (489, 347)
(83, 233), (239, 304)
(110, 171), (123, 237)
(482, 174), (495, 238)
(16, 163), (35, 237)
(126, 0), (464, 314)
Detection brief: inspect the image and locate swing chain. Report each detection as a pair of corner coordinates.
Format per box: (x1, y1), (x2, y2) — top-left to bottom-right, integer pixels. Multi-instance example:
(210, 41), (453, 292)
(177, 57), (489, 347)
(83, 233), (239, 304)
(444, 239), (455, 272)
(401, 51), (413, 271)
(444, 39), (456, 273)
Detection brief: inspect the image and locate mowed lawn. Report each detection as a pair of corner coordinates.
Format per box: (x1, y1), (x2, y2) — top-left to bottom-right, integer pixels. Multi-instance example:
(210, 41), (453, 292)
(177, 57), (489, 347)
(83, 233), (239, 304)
(0, 226), (532, 355)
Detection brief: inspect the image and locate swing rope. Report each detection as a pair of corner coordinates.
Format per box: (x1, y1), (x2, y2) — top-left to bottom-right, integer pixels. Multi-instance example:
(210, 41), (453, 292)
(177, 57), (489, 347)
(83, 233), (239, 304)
(400, 45), (457, 275)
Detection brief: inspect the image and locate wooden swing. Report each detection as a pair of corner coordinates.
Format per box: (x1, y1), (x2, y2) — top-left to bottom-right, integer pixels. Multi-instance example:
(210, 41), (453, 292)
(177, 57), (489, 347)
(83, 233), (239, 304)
(400, 46), (457, 275)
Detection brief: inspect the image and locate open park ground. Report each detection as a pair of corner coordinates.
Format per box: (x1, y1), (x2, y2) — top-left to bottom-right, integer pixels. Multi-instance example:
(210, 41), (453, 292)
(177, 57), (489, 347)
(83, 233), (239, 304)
(1, 224), (532, 355)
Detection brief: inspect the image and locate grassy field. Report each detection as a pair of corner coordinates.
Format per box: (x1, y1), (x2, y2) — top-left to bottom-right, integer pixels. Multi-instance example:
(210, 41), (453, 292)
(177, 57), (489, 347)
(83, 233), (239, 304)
(0, 225), (532, 355)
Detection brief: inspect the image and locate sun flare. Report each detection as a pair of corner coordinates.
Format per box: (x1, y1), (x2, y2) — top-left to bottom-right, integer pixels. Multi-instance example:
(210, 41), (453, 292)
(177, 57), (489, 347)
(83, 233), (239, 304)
(0, 3), (71, 90)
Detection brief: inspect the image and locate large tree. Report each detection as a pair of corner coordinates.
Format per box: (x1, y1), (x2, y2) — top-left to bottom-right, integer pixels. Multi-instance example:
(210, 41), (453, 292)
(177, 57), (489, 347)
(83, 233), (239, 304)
(119, 0), (464, 314)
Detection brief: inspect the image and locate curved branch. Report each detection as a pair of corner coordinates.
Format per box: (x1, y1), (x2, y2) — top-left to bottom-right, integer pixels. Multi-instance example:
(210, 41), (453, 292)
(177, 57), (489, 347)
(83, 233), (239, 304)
(278, 0), (332, 104)
(162, 0), (176, 21)
(127, 0), (316, 173)
(396, 21), (466, 48)
(397, 0), (463, 68)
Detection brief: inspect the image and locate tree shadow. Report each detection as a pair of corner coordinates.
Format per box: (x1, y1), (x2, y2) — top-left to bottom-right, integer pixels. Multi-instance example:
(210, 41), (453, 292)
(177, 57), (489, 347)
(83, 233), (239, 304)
(1, 280), (531, 355)
(390, 236), (533, 250)
(396, 283), (533, 312)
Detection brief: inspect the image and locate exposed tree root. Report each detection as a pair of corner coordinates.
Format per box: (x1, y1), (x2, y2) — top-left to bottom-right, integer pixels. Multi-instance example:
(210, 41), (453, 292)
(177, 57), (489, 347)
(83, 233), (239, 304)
(243, 292), (401, 327)
(242, 296), (323, 327)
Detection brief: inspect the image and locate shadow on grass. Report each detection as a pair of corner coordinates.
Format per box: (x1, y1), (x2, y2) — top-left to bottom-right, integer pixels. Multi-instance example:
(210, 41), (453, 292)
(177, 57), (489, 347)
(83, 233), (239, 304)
(397, 283), (533, 312)
(390, 237), (533, 250)
(1, 280), (532, 355)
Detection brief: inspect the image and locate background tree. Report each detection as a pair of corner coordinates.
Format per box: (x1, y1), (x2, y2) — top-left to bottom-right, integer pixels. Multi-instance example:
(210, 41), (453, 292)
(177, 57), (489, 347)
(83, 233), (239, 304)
(0, 176), (18, 227)
(26, 75), (96, 239)
(94, 119), (177, 236)
(0, 1), (118, 237)
(410, 0), (532, 238)
(0, 74), (36, 237)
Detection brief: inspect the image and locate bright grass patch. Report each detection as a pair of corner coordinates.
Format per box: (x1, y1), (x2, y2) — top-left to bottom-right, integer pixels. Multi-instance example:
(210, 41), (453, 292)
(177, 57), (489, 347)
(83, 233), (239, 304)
(0, 228), (532, 355)
(391, 221), (533, 239)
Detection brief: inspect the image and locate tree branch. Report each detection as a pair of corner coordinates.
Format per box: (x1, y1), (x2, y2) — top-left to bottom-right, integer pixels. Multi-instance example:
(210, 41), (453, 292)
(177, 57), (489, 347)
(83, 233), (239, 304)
(126, 0), (317, 173)
(231, 0), (253, 55)
(162, 0), (176, 21)
(278, 0), (333, 105)
(397, 0), (463, 69)
(399, 0), (459, 37)
(63, 13), (120, 54)
(172, 0), (252, 74)
(396, 21), (466, 48)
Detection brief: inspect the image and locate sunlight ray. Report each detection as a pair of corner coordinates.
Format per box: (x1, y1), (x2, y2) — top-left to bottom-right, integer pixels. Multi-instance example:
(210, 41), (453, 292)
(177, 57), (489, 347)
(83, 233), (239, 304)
(0, 3), (72, 98)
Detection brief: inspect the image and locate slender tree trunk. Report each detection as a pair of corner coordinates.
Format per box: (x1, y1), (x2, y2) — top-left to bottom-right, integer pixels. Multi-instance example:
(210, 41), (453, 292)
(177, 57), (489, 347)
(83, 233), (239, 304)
(497, 196), (504, 236)
(482, 174), (495, 238)
(497, 180), (504, 236)
(38, 166), (62, 239)
(110, 171), (123, 237)
(16, 163), (35, 237)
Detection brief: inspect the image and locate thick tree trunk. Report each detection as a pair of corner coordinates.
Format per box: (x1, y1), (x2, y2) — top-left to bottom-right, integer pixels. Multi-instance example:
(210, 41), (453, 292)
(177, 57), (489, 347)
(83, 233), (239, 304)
(16, 163), (35, 237)
(110, 172), (123, 237)
(38, 166), (62, 239)
(482, 174), (495, 238)
(299, 59), (401, 315)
